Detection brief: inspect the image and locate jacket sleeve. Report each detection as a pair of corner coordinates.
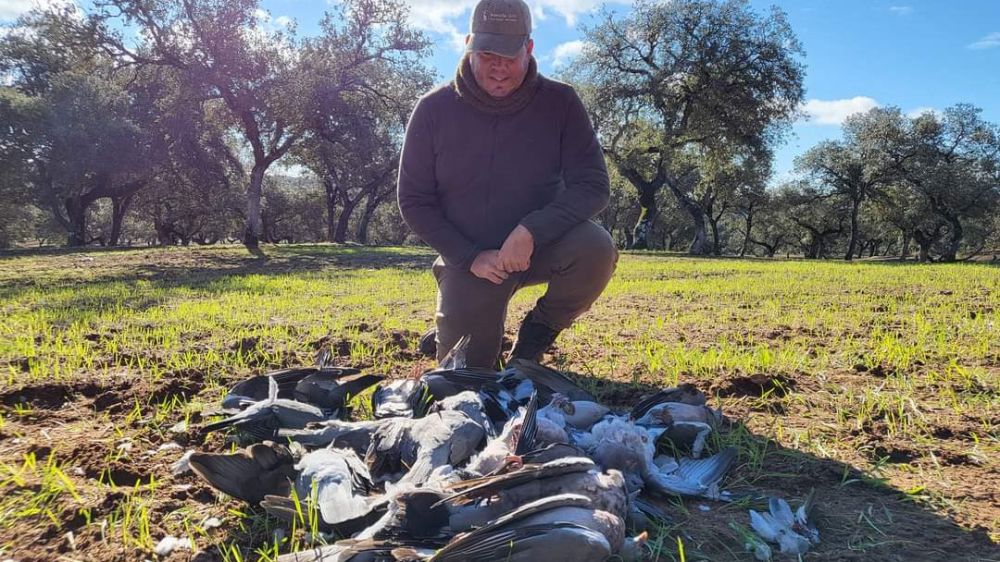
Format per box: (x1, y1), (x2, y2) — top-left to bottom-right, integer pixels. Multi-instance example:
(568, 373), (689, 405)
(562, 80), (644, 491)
(518, 87), (610, 246)
(397, 97), (480, 268)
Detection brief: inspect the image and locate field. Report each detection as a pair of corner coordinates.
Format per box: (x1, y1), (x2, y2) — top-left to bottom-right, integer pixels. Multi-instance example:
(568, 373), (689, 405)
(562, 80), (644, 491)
(0, 245), (997, 561)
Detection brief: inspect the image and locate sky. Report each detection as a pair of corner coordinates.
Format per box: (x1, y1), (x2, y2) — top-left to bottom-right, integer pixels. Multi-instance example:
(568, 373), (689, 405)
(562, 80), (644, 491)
(2, 0), (998, 182)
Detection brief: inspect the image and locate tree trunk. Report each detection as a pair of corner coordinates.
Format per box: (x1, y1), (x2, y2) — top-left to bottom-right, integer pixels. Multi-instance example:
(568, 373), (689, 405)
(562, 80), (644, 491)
(664, 173), (709, 256)
(913, 229), (933, 262)
(845, 198), (861, 261)
(708, 215), (722, 256)
(356, 191), (382, 245)
(334, 197), (360, 244)
(688, 215), (709, 255)
(739, 209), (753, 257)
(631, 184), (658, 250)
(64, 197), (88, 247)
(244, 164), (267, 249)
(900, 231), (911, 259)
(941, 217), (962, 262)
(109, 192), (137, 247)
(324, 178), (338, 243)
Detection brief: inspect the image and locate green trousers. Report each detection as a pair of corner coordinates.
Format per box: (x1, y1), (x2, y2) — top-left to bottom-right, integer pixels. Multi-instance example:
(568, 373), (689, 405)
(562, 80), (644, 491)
(432, 220), (618, 368)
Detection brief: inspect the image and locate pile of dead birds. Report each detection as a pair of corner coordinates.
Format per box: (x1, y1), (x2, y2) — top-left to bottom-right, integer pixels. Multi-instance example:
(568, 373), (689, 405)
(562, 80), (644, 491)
(182, 338), (818, 561)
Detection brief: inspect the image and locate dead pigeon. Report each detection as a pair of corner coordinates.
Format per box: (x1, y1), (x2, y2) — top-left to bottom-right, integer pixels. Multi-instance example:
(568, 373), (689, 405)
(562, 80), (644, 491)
(428, 391), (496, 436)
(630, 384), (707, 420)
(642, 447), (738, 500)
(540, 393), (609, 430)
(261, 447), (381, 535)
(585, 416), (659, 492)
(749, 492), (819, 557)
(438, 457), (628, 522)
(276, 537), (435, 562)
(189, 441), (297, 504)
(657, 420), (715, 458)
(366, 410), (485, 485)
(431, 494), (647, 562)
(634, 402), (720, 428)
(220, 367), (362, 411)
(292, 371), (384, 411)
(203, 377), (329, 443)
(372, 379), (430, 419)
(506, 359), (596, 402)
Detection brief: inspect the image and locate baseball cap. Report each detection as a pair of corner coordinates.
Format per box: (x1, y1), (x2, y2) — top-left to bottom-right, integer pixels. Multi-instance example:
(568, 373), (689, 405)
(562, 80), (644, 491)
(467, 0), (532, 57)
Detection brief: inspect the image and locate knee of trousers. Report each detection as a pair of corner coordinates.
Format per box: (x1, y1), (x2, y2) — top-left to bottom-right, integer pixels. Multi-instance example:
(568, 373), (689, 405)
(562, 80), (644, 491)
(562, 221), (619, 278)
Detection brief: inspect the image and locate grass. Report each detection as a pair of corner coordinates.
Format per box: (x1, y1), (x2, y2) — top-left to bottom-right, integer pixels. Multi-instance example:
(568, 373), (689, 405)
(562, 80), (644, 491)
(0, 244), (997, 560)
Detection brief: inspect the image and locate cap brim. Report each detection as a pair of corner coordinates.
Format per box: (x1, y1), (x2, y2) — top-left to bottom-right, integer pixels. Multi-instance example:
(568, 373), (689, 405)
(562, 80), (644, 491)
(467, 32), (527, 57)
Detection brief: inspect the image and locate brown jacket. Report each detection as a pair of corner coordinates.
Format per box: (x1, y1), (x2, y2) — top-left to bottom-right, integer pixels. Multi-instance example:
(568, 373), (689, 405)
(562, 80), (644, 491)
(397, 76), (610, 268)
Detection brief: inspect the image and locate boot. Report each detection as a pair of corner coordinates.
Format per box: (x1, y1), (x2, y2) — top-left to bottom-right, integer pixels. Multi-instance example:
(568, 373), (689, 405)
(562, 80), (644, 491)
(418, 327), (437, 357)
(508, 311), (561, 363)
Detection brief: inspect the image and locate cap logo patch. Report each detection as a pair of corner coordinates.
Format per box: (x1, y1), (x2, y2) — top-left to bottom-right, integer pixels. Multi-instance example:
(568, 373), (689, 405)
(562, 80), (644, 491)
(484, 11), (519, 23)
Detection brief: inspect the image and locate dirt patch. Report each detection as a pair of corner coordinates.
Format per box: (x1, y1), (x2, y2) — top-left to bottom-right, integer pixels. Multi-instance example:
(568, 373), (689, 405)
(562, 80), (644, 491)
(0, 381), (103, 409)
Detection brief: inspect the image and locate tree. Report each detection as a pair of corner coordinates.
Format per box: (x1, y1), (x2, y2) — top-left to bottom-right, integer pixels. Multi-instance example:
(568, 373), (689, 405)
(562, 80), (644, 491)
(569, 0), (804, 253)
(778, 180), (847, 259)
(796, 109), (903, 260)
(294, 2), (431, 244)
(85, 0), (430, 251)
(132, 74), (245, 246)
(898, 106), (999, 261)
(85, 0), (311, 249)
(699, 149), (770, 255)
(2, 10), (166, 246)
(744, 190), (791, 257)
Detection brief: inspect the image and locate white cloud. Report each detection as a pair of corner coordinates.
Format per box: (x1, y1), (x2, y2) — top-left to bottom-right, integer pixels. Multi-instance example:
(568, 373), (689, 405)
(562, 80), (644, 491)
(888, 6), (912, 16)
(967, 31), (1000, 50)
(551, 39), (585, 67)
(0, 0), (75, 20)
(0, 0), (33, 19)
(800, 97), (880, 126)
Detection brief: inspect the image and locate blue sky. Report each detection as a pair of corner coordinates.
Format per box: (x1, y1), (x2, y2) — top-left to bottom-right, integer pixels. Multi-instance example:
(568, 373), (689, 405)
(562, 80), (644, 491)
(3, 0), (998, 181)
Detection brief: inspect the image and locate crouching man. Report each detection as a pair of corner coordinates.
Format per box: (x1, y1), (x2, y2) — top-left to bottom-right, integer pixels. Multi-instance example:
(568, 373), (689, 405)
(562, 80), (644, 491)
(397, 0), (618, 368)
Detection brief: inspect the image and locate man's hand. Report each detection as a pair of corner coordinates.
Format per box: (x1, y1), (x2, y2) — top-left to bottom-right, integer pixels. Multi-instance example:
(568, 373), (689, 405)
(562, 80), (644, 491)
(497, 225), (534, 273)
(470, 250), (510, 285)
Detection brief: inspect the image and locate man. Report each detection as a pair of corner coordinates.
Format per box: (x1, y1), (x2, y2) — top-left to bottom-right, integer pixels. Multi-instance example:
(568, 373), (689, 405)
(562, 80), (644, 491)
(397, 0), (617, 369)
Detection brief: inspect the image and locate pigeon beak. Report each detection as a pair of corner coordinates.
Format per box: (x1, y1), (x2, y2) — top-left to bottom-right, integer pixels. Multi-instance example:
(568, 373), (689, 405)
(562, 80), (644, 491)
(637, 530), (649, 543)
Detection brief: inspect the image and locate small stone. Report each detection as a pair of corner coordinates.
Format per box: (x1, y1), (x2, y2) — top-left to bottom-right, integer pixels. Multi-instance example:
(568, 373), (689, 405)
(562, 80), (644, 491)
(169, 420), (189, 434)
(698, 504), (711, 512)
(201, 517), (223, 530)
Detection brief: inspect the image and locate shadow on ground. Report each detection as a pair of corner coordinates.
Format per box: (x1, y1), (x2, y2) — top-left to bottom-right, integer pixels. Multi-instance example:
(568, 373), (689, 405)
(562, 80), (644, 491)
(542, 368), (998, 561)
(0, 244), (437, 302)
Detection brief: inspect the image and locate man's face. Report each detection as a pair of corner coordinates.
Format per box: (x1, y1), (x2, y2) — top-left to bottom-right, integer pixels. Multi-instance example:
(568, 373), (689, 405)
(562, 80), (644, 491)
(467, 38), (534, 99)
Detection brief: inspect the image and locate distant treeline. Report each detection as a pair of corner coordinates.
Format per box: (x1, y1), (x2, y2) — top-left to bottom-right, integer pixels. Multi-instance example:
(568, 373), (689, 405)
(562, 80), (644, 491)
(1, 0), (997, 261)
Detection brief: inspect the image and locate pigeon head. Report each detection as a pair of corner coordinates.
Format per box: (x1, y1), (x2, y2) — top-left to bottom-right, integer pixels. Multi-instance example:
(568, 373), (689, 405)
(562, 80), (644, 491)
(619, 530), (652, 561)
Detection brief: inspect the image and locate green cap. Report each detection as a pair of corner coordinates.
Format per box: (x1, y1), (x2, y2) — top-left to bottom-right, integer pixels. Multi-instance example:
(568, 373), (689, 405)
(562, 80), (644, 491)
(467, 0), (532, 57)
